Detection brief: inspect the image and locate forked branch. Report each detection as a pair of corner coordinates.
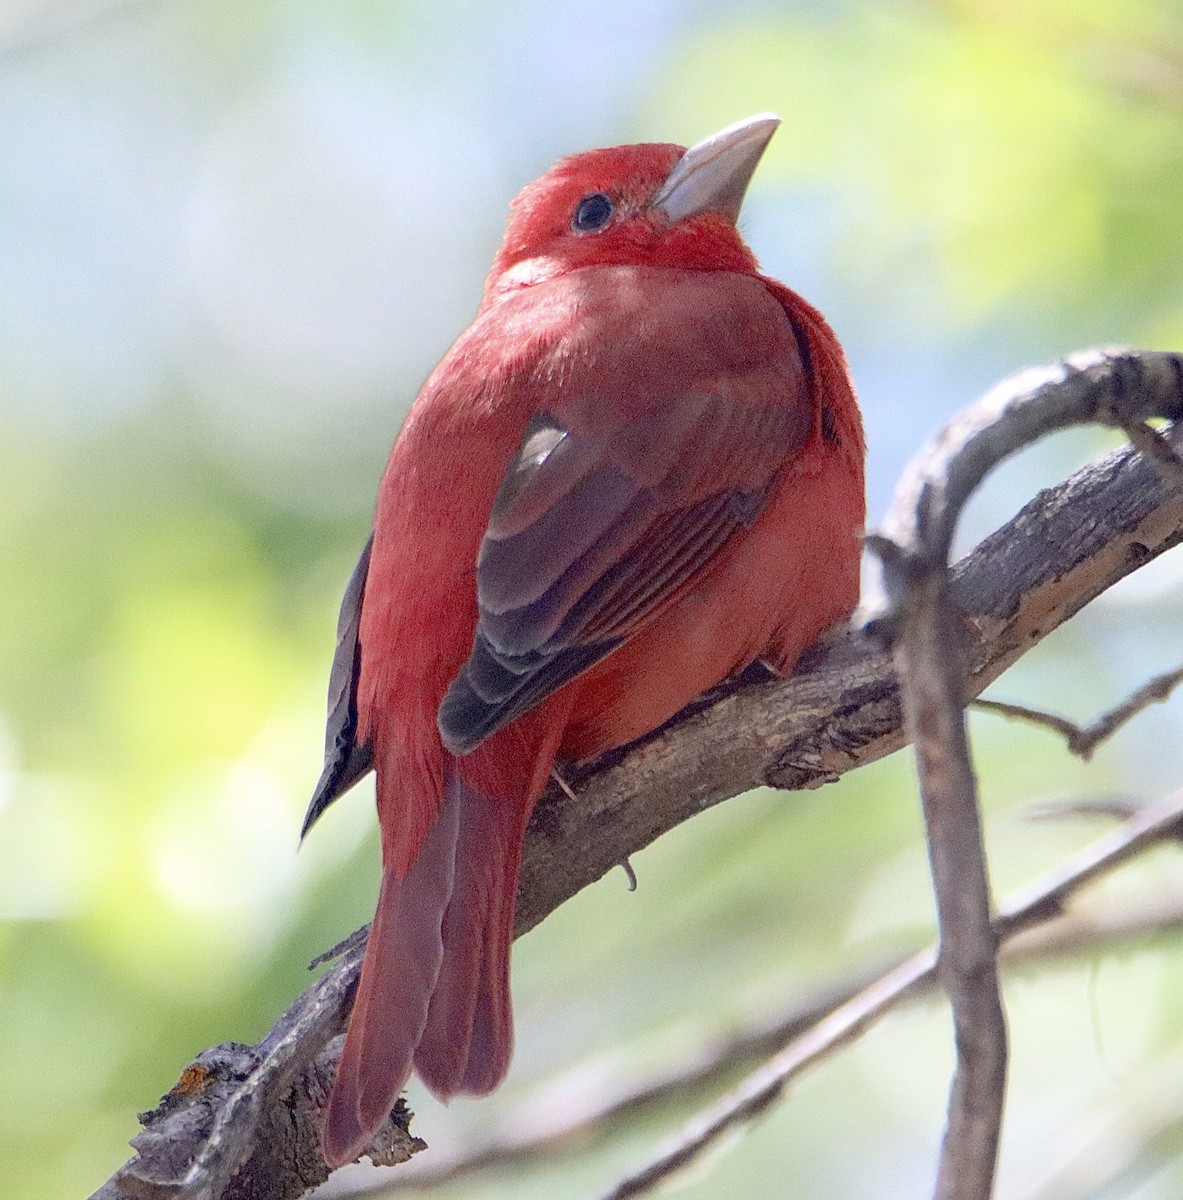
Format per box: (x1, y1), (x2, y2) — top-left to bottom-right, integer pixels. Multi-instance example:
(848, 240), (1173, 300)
(976, 662), (1183, 760)
(861, 347), (1183, 1200)
(596, 792), (1183, 1200)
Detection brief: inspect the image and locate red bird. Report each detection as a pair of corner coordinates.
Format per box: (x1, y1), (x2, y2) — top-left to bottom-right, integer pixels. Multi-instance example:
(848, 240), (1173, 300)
(304, 114), (866, 1166)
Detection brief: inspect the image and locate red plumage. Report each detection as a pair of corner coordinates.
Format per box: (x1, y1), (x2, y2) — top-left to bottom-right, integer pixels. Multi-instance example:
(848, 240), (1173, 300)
(306, 116), (866, 1167)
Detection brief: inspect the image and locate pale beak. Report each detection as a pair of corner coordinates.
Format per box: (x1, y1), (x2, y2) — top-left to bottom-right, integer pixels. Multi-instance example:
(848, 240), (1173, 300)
(651, 113), (781, 225)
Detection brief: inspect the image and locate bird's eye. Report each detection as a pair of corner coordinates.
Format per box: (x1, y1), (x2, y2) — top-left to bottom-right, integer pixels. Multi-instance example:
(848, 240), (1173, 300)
(572, 192), (615, 233)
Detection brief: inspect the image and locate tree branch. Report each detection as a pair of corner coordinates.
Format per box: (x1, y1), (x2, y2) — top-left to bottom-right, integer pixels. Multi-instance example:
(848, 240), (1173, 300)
(92, 349), (1183, 1200)
(595, 790), (1183, 1200)
(335, 849), (1183, 1196)
(976, 662), (1183, 759)
(861, 347), (1183, 1200)
(880, 566), (1007, 1200)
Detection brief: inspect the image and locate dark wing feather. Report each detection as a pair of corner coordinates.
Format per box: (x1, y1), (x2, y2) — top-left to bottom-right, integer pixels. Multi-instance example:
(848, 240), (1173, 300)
(301, 535), (375, 840)
(437, 390), (811, 756)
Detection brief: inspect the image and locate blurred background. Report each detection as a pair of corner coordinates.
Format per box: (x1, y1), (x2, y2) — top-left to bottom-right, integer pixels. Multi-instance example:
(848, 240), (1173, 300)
(2, 1), (1183, 1197)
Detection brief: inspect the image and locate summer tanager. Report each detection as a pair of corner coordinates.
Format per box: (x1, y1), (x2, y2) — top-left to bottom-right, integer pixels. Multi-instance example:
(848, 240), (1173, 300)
(304, 114), (866, 1167)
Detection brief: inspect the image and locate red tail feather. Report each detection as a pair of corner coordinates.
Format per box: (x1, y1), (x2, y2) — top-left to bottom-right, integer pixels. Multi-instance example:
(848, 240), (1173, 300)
(321, 780), (461, 1167)
(415, 774), (522, 1098)
(322, 772), (526, 1165)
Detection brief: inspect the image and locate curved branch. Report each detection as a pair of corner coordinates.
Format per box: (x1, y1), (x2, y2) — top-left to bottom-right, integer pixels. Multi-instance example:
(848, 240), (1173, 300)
(976, 661), (1183, 759)
(864, 348), (1183, 612)
(93, 349), (1183, 1200)
(862, 347), (1183, 1200)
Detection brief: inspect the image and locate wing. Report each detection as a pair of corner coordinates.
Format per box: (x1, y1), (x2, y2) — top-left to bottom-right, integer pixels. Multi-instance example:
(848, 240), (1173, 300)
(437, 356), (814, 756)
(301, 535), (375, 840)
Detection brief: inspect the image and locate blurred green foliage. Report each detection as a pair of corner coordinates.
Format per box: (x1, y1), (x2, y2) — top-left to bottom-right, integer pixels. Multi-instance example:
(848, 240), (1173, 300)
(2, 2), (1183, 1198)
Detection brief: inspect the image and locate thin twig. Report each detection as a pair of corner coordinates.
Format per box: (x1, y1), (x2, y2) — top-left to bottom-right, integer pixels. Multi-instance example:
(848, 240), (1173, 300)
(971, 699), (1082, 744)
(976, 664), (1183, 760)
(1025, 795), (1145, 823)
(597, 793), (1183, 1200)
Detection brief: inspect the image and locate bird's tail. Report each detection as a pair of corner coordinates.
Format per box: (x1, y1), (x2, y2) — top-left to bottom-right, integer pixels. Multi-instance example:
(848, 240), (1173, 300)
(414, 773), (521, 1097)
(321, 770), (525, 1167)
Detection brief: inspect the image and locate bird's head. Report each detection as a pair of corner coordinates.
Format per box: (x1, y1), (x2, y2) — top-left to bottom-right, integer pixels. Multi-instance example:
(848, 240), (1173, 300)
(485, 114), (780, 299)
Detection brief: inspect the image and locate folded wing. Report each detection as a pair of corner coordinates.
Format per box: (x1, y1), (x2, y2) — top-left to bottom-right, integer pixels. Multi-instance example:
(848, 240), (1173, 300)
(437, 367), (813, 755)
